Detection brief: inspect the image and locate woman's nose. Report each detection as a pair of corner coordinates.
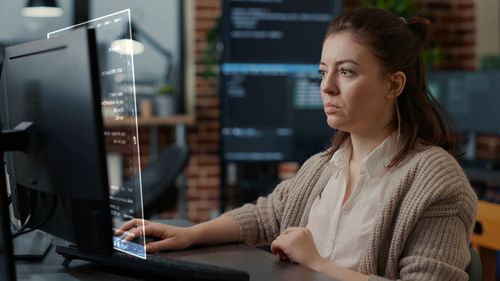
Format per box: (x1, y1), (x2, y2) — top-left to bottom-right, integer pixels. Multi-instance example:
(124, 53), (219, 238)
(321, 74), (338, 96)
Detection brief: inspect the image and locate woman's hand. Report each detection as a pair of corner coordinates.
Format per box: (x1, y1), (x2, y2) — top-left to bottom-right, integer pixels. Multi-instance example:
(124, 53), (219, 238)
(270, 227), (326, 271)
(114, 219), (196, 253)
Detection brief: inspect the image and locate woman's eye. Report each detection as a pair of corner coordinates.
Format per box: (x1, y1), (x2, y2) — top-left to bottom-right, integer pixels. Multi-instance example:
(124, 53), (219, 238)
(339, 68), (354, 76)
(318, 69), (327, 79)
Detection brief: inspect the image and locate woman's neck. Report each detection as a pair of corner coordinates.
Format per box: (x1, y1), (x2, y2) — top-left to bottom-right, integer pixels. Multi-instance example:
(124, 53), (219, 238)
(349, 126), (394, 164)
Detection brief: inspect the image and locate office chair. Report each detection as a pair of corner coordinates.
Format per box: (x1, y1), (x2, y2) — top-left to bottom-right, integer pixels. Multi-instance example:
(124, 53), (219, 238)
(466, 245), (482, 281)
(137, 143), (189, 218)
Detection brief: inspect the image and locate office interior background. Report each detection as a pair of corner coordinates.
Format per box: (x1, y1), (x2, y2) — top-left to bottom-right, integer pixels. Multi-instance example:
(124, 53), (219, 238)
(0, 0), (499, 279)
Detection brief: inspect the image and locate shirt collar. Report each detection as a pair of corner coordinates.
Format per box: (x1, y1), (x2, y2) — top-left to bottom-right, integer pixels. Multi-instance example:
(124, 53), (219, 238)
(362, 133), (397, 178)
(330, 141), (350, 169)
(329, 133), (397, 179)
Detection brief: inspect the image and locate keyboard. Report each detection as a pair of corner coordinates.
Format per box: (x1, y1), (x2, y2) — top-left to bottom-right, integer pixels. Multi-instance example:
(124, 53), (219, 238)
(56, 245), (249, 281)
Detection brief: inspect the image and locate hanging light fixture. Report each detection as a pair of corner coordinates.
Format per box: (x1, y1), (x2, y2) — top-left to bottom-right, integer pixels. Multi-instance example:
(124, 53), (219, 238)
(111, 22), (173, 84)
(22, 0), (63, 18)
(111, 23), (145, 56)
(110, 39), (145, 56)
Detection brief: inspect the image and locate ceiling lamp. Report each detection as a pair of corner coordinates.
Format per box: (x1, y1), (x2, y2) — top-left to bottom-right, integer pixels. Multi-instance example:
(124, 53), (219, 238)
(22, 0), (63, 18)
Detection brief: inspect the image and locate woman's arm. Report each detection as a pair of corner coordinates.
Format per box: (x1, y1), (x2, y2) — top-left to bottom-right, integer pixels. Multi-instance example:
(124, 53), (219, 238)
(115, 215), (240, 253)
(117, 152), (326, 251)
(190, 215), (241, 245)
(115, 176), (294, 252)
(115, 178), (291, 252)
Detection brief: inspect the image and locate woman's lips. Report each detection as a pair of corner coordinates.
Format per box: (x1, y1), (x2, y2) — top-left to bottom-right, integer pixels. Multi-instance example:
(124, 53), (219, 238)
(324, 103), (341, 113)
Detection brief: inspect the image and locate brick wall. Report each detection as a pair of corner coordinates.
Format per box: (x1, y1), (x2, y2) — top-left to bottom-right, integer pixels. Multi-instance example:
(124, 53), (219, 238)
(185, 0), (222, 222)
(420, 0), (476, 70)
(154, 0), (477, 223)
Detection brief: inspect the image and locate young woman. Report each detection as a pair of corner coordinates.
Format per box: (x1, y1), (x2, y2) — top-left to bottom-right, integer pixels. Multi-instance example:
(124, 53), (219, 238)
(116, 8), (477, 281)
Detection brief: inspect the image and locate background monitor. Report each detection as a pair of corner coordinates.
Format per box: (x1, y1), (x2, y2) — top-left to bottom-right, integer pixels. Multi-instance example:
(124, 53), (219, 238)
(427, 70), (500, 134)
(220, 0), (342, 163)
(0, 27), (113, 256)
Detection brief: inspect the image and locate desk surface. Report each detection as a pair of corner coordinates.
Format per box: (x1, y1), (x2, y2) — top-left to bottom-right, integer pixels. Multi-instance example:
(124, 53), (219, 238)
(16, 242), (337, 281)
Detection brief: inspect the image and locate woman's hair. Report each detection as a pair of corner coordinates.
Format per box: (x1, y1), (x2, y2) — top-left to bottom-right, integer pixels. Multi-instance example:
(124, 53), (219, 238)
(324, 8), (460, 167)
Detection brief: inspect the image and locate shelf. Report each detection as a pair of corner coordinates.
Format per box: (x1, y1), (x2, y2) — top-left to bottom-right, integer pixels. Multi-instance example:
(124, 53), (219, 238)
(104, 115), (195, 127)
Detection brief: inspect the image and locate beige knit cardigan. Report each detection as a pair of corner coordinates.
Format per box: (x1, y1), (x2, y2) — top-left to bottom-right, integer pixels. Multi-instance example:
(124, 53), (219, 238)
(225, 146), (478, 280)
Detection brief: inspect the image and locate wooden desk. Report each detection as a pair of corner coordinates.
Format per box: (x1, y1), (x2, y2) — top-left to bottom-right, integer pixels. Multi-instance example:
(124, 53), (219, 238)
(16, 243), (338, 281)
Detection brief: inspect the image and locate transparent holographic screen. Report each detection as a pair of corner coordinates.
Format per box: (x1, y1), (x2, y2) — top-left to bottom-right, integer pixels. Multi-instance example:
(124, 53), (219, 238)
(48, 9), (147, 259)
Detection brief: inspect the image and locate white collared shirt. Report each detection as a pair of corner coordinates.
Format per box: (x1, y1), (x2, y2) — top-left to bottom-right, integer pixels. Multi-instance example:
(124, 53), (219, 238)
(306, 134), (409, 270)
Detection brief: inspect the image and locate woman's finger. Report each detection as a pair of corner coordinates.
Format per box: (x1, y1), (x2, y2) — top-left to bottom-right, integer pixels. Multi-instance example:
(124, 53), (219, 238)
(121, 227), (142, 242)
(121, 223), (156, 242)
(122, 223), (171, 242)
(114, 218), (145, 236)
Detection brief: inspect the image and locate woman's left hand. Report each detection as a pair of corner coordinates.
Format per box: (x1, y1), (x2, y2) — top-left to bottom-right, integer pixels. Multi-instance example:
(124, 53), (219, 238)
(270, 227), (326, 271)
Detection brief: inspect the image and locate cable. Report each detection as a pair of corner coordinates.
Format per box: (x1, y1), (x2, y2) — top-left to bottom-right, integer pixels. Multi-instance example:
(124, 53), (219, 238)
(9, 187), (38, 233)
(11, 194), (57, 239)
(10, 213), (31, 233)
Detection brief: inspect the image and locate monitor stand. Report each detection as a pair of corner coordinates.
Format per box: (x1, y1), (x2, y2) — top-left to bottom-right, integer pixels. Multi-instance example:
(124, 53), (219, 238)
(13, 229), (53, 260)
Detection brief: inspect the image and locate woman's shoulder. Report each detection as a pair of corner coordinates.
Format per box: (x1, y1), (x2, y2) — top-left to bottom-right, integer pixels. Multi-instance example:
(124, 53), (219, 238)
(409, 142), (460, 169)
(404, 144), (477, 202)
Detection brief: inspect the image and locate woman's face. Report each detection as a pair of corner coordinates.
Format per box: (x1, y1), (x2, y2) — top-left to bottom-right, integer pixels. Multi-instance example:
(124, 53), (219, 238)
(319, 32), (395, 136)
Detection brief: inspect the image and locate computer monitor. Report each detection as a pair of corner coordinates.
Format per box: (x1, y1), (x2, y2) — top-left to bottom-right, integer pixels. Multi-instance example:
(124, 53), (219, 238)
(427, 70), (500, 134)
(0, 27), (113, 256)
(220, 0), (342, 163)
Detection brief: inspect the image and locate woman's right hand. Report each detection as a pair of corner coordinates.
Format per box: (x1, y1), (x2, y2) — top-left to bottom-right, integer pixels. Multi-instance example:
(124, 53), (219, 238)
(114, 218), (197, 253)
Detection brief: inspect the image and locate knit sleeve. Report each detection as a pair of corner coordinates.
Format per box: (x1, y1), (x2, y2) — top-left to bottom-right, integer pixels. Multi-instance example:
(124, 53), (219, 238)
(366, 215), (473, 281)
(222, 177), (293, 246)
(367, 208), (474, 281)
(367, 149), (478, 281)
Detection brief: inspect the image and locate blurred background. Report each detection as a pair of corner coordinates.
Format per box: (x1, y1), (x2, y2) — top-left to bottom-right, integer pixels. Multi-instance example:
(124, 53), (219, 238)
(0, 0), (499, 279)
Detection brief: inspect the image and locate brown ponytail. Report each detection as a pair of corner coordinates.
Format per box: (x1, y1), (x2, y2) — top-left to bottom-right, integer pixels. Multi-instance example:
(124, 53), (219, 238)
(406, 17), (431, 50)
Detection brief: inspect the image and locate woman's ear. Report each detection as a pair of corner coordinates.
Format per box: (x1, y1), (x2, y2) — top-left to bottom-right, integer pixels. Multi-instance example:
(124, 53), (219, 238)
(386, 71), (406, 99)
(387, 71), (406, 99)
